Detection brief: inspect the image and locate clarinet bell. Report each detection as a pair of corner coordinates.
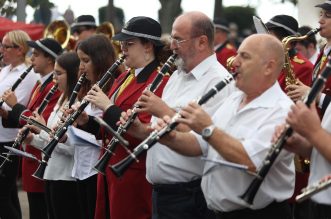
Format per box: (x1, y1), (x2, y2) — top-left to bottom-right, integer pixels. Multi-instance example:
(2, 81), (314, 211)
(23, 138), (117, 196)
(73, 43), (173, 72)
(93, 152), (112, 175)
(32, 161), (47, 180)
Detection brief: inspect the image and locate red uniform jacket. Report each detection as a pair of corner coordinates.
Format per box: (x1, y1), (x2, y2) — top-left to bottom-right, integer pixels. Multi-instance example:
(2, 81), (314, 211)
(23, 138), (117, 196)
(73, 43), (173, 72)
(94, 60), (169, 219)
(2, 75), (61, 192)
(215, 40), (237, 69)
(278, 51), (313, 91)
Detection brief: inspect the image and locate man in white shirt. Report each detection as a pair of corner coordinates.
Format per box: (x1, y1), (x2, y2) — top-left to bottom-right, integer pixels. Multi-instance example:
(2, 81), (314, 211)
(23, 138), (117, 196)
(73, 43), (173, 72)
(154, 33), (295, 219)
(120, 11), (234, 219)
(276, 98), (331, 219)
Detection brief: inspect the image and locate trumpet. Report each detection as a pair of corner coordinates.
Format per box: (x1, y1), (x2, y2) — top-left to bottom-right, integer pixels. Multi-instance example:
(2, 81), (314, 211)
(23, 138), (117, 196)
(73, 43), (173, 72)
(240, 56), (331, 206)
(0, 65), (33, 108)
(32, 55), (126, 180)
(296, 174), (331, 203)
(110, 73), (236, 177)
(94, 53), (177, 175)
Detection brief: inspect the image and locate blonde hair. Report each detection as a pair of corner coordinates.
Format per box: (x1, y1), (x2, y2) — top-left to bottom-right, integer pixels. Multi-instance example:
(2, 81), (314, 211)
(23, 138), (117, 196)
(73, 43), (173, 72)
(5, 30), (31, 62)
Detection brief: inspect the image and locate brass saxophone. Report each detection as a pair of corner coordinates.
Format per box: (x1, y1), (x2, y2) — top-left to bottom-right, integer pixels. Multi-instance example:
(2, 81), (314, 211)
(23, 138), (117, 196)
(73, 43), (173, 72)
(281, 28), (321, 86)
(282, 28), (321, 173)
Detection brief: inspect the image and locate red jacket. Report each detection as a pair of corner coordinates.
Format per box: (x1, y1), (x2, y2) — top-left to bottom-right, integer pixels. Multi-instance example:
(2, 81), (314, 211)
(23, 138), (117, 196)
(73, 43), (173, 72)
(215, 41), (237, 69)
(94, 60), (169, 219)
(3, 75), (61, 192)
(278, 52), (313, 91)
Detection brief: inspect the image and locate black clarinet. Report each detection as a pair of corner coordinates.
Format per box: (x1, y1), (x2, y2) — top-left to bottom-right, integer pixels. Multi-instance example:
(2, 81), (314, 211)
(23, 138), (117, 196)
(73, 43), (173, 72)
(94, 54), (178, 175)
(110, 73), (235, 177)
(0, 65), (33, 108)
(33, 55), (126, 180)
(67, 73), (87, 109)
(240, 57), (331, 206)
(0, 83), (58, 168)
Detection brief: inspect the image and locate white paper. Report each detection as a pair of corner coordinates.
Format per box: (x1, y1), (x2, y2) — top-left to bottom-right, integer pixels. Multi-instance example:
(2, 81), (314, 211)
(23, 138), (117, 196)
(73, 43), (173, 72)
(67, 126), (101, 148)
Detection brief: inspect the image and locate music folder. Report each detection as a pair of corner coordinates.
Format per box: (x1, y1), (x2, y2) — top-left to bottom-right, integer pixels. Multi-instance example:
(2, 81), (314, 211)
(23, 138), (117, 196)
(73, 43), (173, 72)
(67, 126), (101, 148)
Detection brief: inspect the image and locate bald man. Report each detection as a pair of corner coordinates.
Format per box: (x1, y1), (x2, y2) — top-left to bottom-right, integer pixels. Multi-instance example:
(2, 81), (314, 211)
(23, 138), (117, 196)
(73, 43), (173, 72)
(155, 34), (295, 219)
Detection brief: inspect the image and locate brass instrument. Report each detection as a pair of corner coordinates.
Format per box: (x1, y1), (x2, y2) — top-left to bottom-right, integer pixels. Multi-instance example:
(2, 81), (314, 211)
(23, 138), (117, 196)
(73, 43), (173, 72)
(282, 28), (321, 86)
(44, 20), (72, 49)
(97, 22), (121, 56)
(226, 56), (236, 73)
(296, 174), (331, 202)
(282, 28), (320, 173)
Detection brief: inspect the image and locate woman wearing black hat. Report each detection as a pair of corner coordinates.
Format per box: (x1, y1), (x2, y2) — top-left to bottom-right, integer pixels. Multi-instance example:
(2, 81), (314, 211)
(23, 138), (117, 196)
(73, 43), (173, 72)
(77, 16), (170, 219)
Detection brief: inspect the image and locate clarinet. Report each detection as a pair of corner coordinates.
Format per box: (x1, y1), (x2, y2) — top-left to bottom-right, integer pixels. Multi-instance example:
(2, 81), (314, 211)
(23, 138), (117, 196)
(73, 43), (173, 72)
(94, 54), (178, 175)
(296, 174), (331, 203)
(110, 73), (235, 177)
(0, 65), (33, 108)
(240, 57), (331, 206)
(67, 73), (87, 109)
(32, 55), (126, 180)
(0, 83), (58, 168)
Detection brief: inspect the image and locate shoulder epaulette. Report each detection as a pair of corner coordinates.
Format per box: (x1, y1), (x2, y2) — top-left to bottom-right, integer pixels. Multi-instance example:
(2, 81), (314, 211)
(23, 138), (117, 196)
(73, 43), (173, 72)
(226, 43), (234, 49)
(292, 55), (305, 64)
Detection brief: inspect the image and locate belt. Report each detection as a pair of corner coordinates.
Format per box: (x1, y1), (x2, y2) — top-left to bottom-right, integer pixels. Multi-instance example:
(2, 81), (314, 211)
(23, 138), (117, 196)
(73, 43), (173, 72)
(153, 178), (201, 193)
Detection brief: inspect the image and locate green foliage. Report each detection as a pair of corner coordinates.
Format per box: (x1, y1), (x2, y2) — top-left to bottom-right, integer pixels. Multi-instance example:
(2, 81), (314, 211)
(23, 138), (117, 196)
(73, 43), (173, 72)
(223, 6), (256, 32)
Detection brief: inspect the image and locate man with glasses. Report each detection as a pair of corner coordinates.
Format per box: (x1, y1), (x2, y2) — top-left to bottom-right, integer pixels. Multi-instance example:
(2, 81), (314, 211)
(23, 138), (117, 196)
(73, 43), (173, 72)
(120, 11), (234, 219)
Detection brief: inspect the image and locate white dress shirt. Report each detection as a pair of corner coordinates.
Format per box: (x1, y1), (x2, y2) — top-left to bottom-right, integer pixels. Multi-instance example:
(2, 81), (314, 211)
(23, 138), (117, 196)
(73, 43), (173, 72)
(30, 96), (76, 181)
(309, 103), (331, 205)
(0, 63), (40, 142)
(146, 53), (235, 184)
(71, 103), (103, 180)
(199, 82), (295, 211)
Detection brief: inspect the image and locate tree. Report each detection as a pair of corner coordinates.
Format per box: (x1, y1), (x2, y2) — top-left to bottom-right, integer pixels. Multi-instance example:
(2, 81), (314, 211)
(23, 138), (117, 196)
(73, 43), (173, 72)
(158, 0), (182, 34)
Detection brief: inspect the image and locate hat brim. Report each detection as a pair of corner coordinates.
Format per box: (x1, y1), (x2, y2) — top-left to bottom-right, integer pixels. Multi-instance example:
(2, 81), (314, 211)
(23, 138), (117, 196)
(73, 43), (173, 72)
(112, 32), (164, 47)
(316, 3), (331, 12)
(265, 22), (294, 35)
(27, 41), (41, 50)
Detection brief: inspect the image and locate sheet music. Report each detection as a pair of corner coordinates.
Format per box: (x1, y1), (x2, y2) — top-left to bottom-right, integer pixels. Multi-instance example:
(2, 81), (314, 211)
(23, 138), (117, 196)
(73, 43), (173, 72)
(67, 126), (101, 148)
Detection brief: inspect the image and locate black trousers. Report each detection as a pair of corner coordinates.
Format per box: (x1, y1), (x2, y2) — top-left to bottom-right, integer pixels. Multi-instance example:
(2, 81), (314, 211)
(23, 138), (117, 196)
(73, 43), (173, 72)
(76, 174), (97, 219)
(0, 141), (22, 219)
(45, 180), (81, 219)
(152, 179), (216, 219)
(308, 200), (331, 219)
(214, 200), (291, 219)
(27, 192), (48, 219)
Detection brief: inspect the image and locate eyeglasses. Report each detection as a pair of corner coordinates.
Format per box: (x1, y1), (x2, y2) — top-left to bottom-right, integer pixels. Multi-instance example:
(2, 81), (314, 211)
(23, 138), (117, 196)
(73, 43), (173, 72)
(320, 10), (331, 19)
(0, 44), (19, 50)
(120, 41), (136, 48)
(169, 36), (191, 47)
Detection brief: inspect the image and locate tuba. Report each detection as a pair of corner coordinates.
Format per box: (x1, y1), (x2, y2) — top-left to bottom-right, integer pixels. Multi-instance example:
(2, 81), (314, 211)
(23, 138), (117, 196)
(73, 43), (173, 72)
(44, 20), (73, 50)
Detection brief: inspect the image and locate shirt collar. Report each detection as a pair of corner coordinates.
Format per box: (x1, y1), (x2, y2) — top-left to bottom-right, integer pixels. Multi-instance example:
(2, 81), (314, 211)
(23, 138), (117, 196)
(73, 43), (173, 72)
(9, 63), (27, 72)
(235, 82), (290, 111)
(190, 53), (218, 81)
(40, 71), (53, 85)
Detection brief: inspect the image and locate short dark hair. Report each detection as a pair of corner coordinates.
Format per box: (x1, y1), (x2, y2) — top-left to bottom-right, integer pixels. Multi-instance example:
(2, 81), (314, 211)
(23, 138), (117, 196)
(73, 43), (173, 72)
(190, 17), (214, 48)
(297, 26), (317, 47)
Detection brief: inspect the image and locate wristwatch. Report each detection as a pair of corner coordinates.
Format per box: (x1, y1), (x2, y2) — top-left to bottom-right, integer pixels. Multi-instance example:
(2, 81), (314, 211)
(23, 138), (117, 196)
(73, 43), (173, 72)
(202, 124), (216, 140)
